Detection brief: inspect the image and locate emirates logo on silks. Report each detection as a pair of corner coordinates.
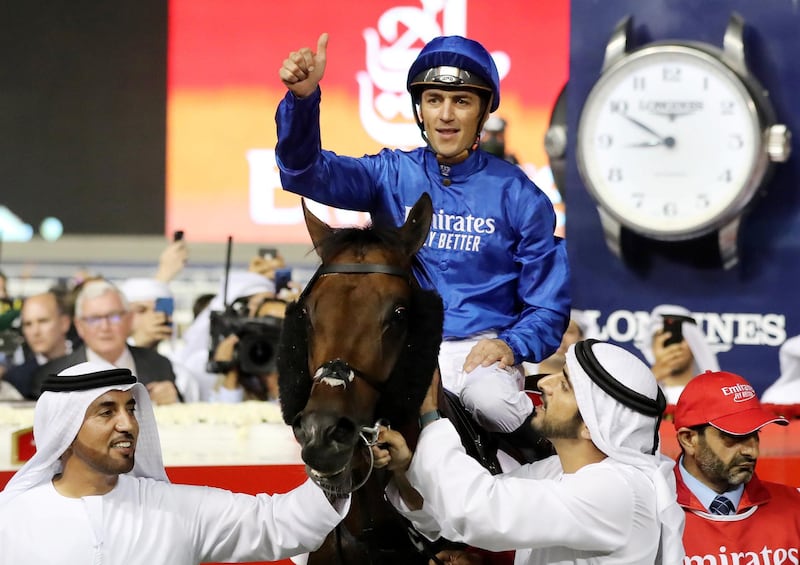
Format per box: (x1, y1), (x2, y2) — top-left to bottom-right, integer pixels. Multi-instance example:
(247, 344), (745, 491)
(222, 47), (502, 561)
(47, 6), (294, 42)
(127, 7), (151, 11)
(721, 383), (757, 403)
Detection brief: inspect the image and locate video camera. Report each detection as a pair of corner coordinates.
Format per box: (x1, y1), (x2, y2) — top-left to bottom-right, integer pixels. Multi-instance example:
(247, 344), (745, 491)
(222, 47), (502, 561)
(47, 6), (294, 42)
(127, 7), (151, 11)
(206, 304), (283, 378)
(0, 298), (23, 357)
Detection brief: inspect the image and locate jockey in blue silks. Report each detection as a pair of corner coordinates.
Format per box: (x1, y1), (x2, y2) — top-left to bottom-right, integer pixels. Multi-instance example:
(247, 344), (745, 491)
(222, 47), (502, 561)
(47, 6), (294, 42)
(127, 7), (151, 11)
(275, 33), (570, 442)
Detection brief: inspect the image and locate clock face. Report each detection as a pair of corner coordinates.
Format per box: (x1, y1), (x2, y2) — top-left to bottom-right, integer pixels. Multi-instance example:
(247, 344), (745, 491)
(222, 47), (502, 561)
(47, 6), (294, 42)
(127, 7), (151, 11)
(577, 45), (766, 239)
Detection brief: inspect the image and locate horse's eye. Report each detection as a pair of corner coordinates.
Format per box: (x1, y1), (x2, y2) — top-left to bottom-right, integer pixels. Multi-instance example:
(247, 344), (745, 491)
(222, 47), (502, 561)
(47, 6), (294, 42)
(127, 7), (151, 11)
(390, 306), (408, 325)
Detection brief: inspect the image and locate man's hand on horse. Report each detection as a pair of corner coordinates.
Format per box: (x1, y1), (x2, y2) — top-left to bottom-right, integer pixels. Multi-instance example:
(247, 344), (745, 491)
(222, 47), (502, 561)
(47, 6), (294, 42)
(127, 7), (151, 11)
(279, 32), (328, 98)
(463, 338), (515, 373)
(371, 426), (413, 473)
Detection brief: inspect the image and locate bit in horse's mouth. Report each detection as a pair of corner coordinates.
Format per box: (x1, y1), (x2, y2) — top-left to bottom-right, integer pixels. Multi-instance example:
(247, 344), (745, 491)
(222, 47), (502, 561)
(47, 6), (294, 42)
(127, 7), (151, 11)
(308, 465), (348, 480)
(306, 463), (355, 498)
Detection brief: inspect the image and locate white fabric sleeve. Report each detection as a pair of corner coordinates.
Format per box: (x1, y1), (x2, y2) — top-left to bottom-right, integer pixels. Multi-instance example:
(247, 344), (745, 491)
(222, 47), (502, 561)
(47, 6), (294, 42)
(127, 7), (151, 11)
(407, 419), (633, 553)
(384, 481), (443, 541)
(180, 478), (350, 562)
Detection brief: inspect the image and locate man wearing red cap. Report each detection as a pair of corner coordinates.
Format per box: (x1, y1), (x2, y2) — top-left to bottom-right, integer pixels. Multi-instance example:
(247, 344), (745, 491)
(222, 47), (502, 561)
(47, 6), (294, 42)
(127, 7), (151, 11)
(673, 370), (800, 562)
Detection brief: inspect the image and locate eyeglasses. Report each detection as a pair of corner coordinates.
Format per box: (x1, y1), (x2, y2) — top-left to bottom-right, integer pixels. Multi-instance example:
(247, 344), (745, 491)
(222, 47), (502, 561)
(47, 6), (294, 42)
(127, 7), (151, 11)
(80, 311), (127, 328)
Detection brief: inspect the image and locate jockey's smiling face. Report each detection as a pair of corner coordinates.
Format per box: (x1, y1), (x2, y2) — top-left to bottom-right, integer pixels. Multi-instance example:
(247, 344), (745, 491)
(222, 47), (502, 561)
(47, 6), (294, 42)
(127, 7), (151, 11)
(419, 88), (485, 164)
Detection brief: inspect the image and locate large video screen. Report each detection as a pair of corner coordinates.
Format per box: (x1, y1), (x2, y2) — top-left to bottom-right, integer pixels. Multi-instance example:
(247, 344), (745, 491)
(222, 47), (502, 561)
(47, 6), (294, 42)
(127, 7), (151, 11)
(166, 0), (568, 244)
(0, 2), (167, 240)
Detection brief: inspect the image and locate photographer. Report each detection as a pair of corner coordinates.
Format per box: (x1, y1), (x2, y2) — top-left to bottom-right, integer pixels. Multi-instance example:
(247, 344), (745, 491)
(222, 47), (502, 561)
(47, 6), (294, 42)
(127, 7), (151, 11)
(637, 304), (720, 405)
(173, 270), (275, 401)
(120, 278), (174, 350)
(248, 249), (301, 303)
(208, 297), (287, 403)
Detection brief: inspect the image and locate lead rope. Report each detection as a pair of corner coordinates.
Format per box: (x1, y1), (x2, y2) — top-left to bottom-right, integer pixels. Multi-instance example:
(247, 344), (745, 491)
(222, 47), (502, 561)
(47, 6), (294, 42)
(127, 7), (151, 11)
(331, 418), (389, 565)
(363, 419), (445, 565)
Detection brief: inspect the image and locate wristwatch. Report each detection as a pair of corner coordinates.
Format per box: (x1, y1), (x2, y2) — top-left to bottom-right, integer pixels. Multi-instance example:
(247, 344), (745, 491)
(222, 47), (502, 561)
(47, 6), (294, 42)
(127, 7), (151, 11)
(544, 82), (568, 195)
(576, 13), (791, 269)
(418, 409), (442, 429)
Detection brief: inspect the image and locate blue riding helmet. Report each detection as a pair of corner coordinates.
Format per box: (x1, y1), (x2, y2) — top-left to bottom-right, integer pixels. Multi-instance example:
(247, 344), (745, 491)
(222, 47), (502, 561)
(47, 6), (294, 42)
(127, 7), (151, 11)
(407, 36), (501, 112)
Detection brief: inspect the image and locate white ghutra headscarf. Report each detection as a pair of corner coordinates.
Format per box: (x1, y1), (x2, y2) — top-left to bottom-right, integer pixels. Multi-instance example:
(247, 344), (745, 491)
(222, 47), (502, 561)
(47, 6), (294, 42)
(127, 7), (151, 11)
(638, 304), (719, 372)
(566, 340), (686, 565)
(762, 334), (800, 404)
(0, 361), (168, 507)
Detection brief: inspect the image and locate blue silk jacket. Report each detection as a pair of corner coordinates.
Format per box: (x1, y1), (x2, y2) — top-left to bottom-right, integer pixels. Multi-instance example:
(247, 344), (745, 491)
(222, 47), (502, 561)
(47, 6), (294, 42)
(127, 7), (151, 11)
(275, 89), (570, 363)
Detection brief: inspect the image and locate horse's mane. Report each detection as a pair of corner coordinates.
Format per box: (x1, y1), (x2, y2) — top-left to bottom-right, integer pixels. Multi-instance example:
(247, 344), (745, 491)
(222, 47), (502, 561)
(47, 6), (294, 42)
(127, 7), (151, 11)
(314, 223), (409, 264)
(277, 222), (443, 428)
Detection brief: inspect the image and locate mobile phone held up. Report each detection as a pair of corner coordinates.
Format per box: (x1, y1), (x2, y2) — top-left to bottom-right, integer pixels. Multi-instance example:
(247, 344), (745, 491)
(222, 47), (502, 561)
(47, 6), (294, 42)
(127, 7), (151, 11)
(274, 268), (292, 293)
(662, 314), (696, 347)
(154, 297), (175, 326)
(173, 230), (184, 242)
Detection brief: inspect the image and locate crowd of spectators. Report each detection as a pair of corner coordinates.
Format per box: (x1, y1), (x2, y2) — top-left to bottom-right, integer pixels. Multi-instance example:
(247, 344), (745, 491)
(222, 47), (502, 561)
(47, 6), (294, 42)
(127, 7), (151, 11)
(0, 238), (300, 407)
(3, 264), (800, 417)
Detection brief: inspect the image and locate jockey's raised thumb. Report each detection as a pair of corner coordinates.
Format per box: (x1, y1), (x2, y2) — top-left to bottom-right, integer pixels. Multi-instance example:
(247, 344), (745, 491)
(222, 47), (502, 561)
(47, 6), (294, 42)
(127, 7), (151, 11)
(307, 32), (328, 79)
(316, 32), (328, 62)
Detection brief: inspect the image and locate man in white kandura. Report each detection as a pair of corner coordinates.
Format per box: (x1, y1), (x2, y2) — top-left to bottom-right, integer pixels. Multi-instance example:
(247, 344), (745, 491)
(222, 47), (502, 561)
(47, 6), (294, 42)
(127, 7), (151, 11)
(373, 339), (686, 564)
(0, 361), (349, 564)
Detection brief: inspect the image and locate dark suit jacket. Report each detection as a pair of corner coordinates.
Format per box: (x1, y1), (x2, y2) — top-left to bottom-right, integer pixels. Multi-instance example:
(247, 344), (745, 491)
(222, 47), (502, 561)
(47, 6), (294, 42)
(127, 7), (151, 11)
(31, 345), (177, 399)
(5, 357), (43, 399)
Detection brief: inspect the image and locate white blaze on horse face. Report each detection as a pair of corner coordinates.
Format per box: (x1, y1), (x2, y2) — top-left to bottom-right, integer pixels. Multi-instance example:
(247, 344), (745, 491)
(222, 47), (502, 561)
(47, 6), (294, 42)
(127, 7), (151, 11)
(314, 366), (356, 388)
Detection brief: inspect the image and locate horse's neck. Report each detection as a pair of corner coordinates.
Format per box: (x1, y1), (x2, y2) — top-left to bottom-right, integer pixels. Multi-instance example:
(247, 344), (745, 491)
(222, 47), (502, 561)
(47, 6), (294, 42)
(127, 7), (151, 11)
(339, 458), (411, 552)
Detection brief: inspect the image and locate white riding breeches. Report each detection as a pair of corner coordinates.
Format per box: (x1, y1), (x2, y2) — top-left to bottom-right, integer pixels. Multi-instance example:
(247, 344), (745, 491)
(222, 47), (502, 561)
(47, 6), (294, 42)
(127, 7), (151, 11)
(438, 334), (533, 433)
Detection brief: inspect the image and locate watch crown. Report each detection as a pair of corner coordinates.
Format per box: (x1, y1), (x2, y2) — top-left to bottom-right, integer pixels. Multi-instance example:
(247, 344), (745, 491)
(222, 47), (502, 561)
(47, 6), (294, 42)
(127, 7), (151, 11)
(766, 124), (792, 163)
(544, 124), (567, 159)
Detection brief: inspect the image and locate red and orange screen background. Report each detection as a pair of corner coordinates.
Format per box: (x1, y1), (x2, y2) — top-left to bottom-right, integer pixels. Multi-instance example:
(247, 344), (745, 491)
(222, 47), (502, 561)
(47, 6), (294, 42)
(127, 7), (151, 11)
(167, 0), (568, 243)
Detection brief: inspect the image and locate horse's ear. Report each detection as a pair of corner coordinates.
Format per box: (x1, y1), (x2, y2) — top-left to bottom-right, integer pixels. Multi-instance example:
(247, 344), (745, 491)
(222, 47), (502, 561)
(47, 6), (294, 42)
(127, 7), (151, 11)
(401, 193), (433, 256)
(302, 198), (334, 258)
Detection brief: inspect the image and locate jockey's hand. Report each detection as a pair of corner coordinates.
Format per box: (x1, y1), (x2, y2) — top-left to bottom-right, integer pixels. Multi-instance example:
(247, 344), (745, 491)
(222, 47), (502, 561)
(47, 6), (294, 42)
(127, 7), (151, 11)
(463, 338), (515, 373)
(279, 32), (328, 98)
(372, 426), (413, 473)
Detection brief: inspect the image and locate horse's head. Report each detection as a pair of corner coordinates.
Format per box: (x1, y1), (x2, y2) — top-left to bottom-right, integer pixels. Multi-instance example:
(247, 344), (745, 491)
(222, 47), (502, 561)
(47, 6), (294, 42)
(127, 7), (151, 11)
(277, 193), (443, 496)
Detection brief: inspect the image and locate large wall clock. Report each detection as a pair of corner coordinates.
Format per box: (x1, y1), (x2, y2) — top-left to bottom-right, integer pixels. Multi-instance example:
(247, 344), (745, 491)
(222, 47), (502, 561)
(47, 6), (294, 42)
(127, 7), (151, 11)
(576, 13), (791, 269)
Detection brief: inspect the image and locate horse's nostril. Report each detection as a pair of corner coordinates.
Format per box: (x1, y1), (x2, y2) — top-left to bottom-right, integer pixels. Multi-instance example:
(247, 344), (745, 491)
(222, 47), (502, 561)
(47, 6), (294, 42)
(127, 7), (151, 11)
(291, 413), (307, 443)
(328, 417), (357, 444)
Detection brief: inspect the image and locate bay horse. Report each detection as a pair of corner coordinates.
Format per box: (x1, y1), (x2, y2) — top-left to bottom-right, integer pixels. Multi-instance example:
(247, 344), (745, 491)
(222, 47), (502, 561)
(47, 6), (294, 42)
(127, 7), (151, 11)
(277, 193), (505, 564)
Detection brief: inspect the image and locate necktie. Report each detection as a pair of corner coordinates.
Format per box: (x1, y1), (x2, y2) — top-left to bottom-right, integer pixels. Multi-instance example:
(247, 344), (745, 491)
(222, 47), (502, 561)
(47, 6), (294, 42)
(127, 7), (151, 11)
(709, 495), (736, 515)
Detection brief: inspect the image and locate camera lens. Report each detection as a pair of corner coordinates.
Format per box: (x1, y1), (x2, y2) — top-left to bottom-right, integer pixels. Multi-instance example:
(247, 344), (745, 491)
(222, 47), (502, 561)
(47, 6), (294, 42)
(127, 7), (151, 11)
(239, 333), (277, 375)
(246, 338), (274, 366)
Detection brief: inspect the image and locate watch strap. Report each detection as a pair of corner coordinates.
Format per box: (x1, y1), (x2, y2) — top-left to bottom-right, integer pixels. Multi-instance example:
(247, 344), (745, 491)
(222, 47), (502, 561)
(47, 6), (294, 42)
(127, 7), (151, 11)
(419, 409), (442, 429)
(619, 227), (734, 271)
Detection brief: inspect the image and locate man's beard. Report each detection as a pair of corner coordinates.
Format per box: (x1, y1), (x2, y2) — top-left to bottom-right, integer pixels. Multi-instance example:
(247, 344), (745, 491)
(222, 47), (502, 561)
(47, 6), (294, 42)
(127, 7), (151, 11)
(534, 410), (583, 440)
(695, 435), (755, 489)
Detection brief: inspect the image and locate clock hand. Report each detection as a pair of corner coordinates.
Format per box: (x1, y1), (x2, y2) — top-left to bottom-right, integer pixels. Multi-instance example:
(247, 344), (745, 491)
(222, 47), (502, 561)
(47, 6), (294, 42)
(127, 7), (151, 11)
(626, 140), (664, 148)
(619, 113), (676, 147)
